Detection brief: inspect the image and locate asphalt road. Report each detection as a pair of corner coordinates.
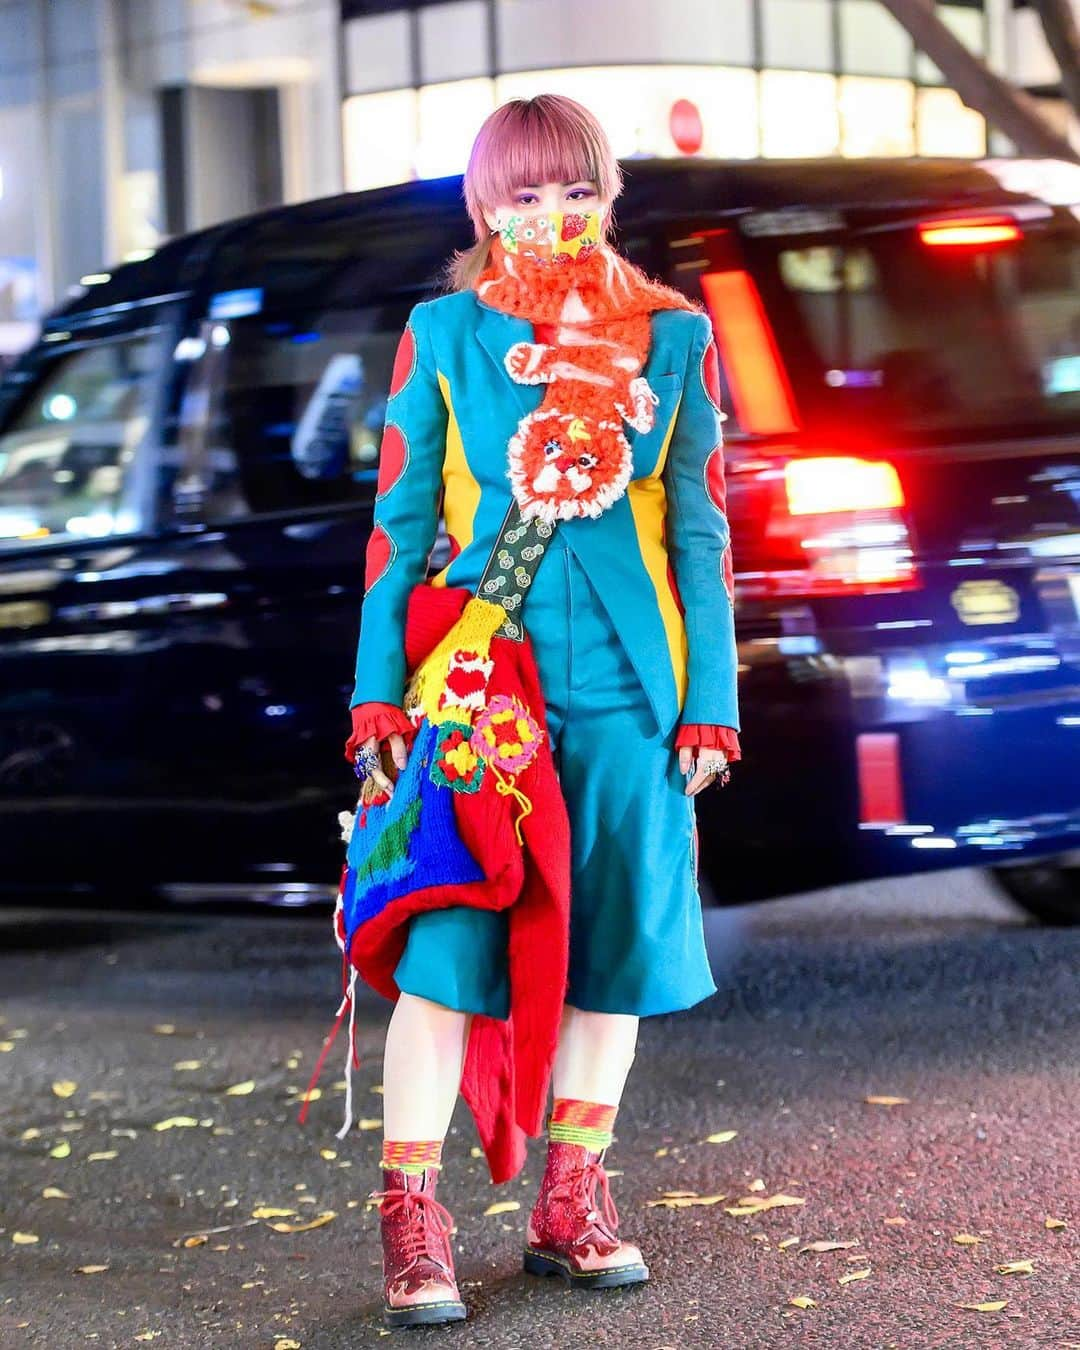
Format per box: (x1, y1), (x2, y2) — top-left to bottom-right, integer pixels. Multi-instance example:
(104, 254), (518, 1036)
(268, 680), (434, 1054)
(1, 869), (1076, 1349)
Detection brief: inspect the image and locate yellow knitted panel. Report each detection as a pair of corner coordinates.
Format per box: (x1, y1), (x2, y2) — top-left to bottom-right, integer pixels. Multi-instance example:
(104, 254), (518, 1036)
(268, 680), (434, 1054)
(404, 597), (507, 723)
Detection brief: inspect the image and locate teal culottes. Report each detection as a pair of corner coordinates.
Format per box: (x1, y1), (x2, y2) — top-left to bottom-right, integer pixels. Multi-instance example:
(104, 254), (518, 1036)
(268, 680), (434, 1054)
(393, 534), (717, 1018)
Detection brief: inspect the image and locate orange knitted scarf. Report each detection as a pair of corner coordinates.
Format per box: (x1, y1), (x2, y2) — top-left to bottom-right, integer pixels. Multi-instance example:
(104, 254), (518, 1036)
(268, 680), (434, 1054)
(473, 211), (701, 525)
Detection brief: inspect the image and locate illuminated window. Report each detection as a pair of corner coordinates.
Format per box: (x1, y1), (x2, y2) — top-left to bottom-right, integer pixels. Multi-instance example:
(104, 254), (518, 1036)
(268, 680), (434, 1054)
(497, 66), (759, 159)
(417, 79), (495, 179)
(916, 4), (987, 85)
(495, 0), (749, 71)
(419, 1), (489, 83)
(762, 0), (834, 71)
(839, 0), (912, 78)
(916, 87), (986, 156)
(760, 71), (840, 157)
(840, 77), (915, 157)
(343, 88), (417, 191)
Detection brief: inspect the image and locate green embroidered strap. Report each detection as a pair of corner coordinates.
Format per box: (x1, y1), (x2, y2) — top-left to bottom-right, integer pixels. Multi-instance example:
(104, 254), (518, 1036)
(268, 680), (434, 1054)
(476, 500), (557, 642)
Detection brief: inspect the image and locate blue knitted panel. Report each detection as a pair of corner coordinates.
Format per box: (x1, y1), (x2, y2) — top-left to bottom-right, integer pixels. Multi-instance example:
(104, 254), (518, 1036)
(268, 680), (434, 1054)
(342, 719), (486, 939)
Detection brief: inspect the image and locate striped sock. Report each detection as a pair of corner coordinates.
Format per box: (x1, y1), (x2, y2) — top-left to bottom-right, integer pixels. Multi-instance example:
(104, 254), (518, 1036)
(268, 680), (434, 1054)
(547, 1097), (618, 1152)
(381, 1138), (444, 1175)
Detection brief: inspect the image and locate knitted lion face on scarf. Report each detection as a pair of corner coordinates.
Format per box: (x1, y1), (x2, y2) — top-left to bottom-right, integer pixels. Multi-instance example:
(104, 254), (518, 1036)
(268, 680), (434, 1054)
(506, 406), (634, 525)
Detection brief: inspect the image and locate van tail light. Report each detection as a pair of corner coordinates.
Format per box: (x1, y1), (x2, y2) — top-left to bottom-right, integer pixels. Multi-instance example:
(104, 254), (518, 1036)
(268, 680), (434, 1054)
(739, 453), (921, 598)
(917, 216), (1021, 248)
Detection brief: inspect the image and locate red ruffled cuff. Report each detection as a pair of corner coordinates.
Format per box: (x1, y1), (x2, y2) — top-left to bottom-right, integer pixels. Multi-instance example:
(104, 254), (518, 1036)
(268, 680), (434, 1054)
(675, 724), (742, 763)
(344, 701), (416, 765)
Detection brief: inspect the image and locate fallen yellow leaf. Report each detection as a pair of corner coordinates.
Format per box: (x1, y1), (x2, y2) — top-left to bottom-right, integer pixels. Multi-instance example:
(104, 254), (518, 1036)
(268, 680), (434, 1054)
(483, 1201), (521, 1217)
(320, 1149), (337, 1160)
(76, 1265), (109, 1274)
(153, 1024), (177, 1035)
(801, 1240), (859, 1253)
(469, 1146), (484, 1158)
(1045, 1217), (1067, 1230)
(357, 1118), (382, 1130)
(0, 1042), (13, 1052)
(953, 1234), (984, 1246)
(12, 1233), (39, 1245)
(267, 1211), (336, 1233)
(778, 1237), (800, 1250)
(726, 1193), (806, 1217)
(51, 1081), (77, 1099)
(225, 1080), (255, 1096)
(956, 1301), (1008, 1312)
(21, 1128), (41, 1141)
(704, 1131), (738, 1144)
(645, 1194), (726, 1209)
(153, 1117), (199, 1131)
(654, 1147), (669, 1157)
(173, 1060), (202, 1071)
(134, 1334), (160, 1342)
(275, 1341), (302, 1350)
(252, 1207), (298, 1219)
(995, 1259), (1034, 1275)
(748, 1178), (766, 1192)
(87, 1151), (118, 1162)
(42, 1188), (69, 1200)
(883, 1216), (906, 1226)
(864, 1095), (909, 1106)
(48, 1141), (70, 1159)
(838, 1269), (871, 1285)
(788, 1295), (816, 1309)
(183, 1235), (208, 1248)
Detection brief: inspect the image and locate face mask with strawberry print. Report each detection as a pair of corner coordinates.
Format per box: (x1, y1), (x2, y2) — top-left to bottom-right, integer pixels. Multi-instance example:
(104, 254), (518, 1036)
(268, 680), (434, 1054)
(495, 209), (602, 263)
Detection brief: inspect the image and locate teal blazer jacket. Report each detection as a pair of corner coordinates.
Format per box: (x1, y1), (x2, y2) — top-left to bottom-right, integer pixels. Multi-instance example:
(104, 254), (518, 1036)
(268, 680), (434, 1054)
(349, 289), (739, 740)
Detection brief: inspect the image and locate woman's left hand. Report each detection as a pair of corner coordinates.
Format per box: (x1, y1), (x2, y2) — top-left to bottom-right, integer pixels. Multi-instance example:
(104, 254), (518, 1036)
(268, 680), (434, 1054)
(678, 744), (730, 796)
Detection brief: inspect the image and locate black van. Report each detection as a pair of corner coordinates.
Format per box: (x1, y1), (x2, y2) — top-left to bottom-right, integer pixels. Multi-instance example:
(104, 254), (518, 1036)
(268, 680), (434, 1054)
(0, 158), (1077, 920)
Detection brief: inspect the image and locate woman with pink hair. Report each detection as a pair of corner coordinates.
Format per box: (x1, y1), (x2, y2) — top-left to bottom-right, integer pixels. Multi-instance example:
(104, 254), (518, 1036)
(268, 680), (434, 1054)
(341, 93), (740, 1328)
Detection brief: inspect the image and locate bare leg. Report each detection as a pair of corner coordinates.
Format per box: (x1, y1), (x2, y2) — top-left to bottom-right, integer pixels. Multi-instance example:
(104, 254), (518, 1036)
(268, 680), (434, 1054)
(552, 1004), (639, 1106)
(382, 992), (471, 1139)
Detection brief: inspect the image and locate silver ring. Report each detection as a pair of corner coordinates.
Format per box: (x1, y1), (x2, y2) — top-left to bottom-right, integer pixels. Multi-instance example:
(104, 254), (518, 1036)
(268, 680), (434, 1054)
(353, 744), (381, 781)
(701, 758), (727, 775)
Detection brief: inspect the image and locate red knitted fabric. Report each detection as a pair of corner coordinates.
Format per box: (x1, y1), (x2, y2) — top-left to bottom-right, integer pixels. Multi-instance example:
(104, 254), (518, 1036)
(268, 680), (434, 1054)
(474, 228), (702, 527)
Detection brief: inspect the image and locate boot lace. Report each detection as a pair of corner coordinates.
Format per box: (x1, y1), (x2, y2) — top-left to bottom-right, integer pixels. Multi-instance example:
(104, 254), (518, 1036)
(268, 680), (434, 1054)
(370, 1185), (456, 1268)
(549, 1158), (620, 1239)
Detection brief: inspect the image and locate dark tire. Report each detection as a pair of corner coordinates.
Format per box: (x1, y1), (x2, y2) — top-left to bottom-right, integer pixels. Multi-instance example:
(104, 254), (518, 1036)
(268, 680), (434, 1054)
(990, 850), (1080, 926)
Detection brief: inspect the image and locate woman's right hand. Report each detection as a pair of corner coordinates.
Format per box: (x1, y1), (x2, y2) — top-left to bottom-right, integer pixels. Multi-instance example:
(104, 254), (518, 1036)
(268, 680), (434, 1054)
(346, 702), (414, 804)
(356, 732), (411, 804)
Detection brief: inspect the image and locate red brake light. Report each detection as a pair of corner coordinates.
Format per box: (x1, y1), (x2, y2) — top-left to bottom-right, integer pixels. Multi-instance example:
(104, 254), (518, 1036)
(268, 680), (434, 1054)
(785, 456), (905, 515)
(745, 453), (920, 597)
(918, 216), (1021, 248)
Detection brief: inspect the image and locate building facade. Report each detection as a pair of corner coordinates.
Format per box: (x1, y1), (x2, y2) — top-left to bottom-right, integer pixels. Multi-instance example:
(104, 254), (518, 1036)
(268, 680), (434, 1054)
(0, 0), (1076, 344)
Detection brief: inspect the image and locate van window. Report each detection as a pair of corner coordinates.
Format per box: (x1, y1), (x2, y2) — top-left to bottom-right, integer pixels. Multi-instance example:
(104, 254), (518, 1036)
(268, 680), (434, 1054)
(176, 304), (409, 521)
(754, 215), (1080, 435)
(0, 333), (157, 547)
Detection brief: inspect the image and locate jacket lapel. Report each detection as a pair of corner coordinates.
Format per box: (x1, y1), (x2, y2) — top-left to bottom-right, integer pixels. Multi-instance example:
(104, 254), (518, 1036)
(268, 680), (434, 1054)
(475, 302), (543, 419)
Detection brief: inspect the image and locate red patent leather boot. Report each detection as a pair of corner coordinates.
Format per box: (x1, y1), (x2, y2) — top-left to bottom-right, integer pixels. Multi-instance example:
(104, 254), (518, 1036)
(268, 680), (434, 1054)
(523, 1140), (649, 1288)
(369, 1165), (467, 1329)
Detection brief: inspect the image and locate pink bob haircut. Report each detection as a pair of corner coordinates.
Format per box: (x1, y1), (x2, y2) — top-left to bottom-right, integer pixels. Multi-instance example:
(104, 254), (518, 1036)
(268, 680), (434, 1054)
(440, 93), (624, 293)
